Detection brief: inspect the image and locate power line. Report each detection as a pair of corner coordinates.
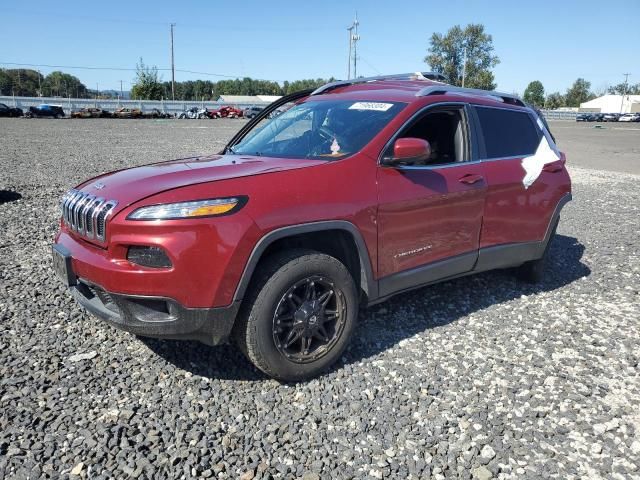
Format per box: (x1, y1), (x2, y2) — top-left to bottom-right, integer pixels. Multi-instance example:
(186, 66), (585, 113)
(358, 56), (381, 76)
(0, 61), (283, 82)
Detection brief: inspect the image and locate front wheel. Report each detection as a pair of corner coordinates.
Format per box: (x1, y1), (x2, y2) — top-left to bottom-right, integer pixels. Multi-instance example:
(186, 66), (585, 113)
(235, 249), (358, 381)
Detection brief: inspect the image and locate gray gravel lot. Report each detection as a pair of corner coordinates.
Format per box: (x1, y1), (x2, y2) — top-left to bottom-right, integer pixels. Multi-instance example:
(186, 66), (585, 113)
(1, 118), (639, 479)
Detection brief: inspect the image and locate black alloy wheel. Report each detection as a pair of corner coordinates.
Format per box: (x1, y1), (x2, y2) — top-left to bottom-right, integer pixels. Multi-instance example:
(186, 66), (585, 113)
(272, 275), (346, 363)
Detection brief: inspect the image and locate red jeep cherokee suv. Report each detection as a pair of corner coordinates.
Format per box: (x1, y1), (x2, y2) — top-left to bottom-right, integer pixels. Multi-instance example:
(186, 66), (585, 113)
(52, 73), (571, 381)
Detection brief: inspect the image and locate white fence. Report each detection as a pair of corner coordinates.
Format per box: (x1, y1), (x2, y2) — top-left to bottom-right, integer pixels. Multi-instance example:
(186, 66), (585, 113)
(540, 110), (579, 121)
(0, 95), (271, 116)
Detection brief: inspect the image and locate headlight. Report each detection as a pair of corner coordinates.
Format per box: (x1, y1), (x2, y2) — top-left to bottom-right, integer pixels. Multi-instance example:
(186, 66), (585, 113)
(127, 196), (246, 220)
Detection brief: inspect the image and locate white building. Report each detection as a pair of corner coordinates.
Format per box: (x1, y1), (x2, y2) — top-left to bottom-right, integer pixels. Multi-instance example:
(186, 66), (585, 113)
(580, 94), (640, 113)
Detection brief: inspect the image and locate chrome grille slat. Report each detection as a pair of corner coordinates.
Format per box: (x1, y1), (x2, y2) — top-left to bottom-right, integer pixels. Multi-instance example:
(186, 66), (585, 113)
(59, 189), (117, 243)
(91, 199), (106, 239)
(63, 191), (75, 226)
(85, 197), (103, 238)
(74, 194), (90, 232)
(79, 195), (96, 236)
(96, 201), (117, 241)
(68, 192), (83, 229)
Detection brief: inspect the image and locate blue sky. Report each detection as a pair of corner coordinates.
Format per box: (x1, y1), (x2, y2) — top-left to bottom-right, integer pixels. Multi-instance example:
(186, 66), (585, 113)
(1, 0), (638, 95)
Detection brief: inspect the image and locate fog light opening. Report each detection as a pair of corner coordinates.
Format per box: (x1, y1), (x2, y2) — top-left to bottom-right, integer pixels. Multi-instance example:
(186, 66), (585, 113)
(127, 246), (172, 268)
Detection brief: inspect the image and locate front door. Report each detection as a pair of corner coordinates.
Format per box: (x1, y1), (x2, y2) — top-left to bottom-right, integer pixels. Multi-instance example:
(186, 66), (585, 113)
(376, 104), (486, 296)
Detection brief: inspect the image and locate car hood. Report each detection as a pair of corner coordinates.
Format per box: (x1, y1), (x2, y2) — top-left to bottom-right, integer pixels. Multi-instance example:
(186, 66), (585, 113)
(77, 154), (326, 211)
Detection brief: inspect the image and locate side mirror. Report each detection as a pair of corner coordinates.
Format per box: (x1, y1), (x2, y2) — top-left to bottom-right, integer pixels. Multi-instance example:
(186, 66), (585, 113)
(385, 137), (431, 165)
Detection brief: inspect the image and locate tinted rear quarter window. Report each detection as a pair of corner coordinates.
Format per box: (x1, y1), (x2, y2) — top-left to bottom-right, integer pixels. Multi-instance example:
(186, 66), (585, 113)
(475, 107), (540, 158)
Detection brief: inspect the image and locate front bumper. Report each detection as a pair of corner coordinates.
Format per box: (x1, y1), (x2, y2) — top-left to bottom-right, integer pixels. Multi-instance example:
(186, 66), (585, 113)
(71, 278), (240, 345)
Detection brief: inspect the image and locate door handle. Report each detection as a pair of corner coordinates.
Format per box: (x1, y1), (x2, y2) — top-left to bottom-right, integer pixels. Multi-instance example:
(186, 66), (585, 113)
(543, 163), (563, 173)
(458, 173), (484, 185)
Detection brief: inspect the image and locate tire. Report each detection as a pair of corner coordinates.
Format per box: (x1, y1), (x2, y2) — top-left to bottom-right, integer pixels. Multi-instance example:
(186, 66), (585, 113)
(517, 217), (559, 283)
(234, 249), (359, 381)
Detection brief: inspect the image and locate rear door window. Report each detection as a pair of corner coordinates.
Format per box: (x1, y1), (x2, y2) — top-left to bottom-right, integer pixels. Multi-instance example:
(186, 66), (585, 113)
(475, 107), (540, 159)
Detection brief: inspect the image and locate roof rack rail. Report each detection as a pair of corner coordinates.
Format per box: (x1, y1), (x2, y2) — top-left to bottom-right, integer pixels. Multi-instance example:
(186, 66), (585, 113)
(311, 71), (446, 95)
(416, 85), (526, 106)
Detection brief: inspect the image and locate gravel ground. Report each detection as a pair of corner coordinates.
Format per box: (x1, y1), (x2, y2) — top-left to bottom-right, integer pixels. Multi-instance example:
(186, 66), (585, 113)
(1, 118), (639, 479)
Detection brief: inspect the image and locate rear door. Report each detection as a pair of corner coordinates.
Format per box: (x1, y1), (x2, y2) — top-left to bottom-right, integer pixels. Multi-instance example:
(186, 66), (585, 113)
(472, 105), (566, 248)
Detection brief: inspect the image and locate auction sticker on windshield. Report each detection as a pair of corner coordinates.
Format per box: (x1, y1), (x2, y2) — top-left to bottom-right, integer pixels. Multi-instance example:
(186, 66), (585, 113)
(349, 102), (394, 111)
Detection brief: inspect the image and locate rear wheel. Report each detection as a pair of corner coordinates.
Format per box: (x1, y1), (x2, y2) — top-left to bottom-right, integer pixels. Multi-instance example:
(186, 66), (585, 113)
(517, 218), (559, 283)
(235, 249), (358, 381)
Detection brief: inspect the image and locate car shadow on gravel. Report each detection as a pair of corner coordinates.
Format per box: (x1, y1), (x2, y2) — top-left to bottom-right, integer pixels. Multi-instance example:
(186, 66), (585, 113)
(344, 234), (590, 365)
(141, 234), (589, 381)
(0, 190), (22, 204)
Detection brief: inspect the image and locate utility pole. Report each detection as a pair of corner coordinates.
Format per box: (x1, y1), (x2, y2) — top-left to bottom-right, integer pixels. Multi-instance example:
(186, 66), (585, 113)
(352, 13), (360, 79)
(170, 23), (176, 101)
(620, 73), (630, 113)
(347, 23), (354, 79)
(120, 80), (124, 99)
(461, 47), (468, 88)
(346, 14), (360, 80)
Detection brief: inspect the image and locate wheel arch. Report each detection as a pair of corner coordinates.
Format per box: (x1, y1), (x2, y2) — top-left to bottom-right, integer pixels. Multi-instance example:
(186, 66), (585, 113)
(233, 221), (378, 304)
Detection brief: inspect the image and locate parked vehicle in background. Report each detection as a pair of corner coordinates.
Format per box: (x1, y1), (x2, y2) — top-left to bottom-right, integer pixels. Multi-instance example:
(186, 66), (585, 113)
(268, 105), (293, 119)
(602, 113), (620, 122)
(178, 107), (211, 119)
(211, 105), (243, 118)
(113, 108), (143, 119)
(71, 108), (112, 119)
(591, 113), (605, 122)
(25, 104), (65, 118)
(243, 106), (264, 119)
(52, 73), (572, 381)
(618, 113), (640, 122)
(0, 103), (23, 117)
(575, 113), (593, 122)
(143, 108), (172, 119)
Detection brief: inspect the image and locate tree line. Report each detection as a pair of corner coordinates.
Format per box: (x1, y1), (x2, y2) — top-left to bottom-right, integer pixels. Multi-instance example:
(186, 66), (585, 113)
(0, 69), (89, 98)
(129, 59), (336, 100)
(522, 79), (640, 109)
(0, 65), (334, 101)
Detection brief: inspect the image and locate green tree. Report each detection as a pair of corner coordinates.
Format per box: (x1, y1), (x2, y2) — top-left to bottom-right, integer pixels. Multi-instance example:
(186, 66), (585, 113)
(42, 71), (88, 98)
(130, 58), (163, 100)
(283, 78), (334, 94)
(0, 69), (44, 96)
(608, 82), (640, 95)
(565, 78), (592, 107)
(0, 69), (11, 95)
(523, 80), (545, 107)
(424, 24), (499, 90)
(545, 92), (565, 109)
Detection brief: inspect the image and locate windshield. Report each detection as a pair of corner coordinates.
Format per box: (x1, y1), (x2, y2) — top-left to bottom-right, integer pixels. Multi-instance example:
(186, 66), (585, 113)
(230, 100), (406, 160)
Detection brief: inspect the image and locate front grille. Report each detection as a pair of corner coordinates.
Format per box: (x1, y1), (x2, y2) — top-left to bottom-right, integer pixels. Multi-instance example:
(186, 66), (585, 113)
(60, 189), (117, 242)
